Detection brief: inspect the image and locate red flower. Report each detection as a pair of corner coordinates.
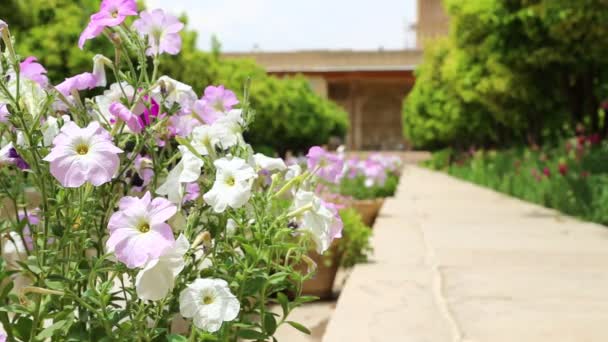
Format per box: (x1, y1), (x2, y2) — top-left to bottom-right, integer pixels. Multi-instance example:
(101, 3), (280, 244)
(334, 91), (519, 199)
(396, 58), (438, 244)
(543, 167), (551, 177)
(577, 135), (586, 147)
(558, 163), (568, 176)
(588, 133), (601, 145)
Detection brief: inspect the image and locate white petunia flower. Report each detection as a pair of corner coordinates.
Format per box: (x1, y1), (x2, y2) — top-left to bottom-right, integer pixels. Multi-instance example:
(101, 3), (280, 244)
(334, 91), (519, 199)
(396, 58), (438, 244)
(293, 190), (334, 254)
(135, 234), (189, 301)
(152, 76), (197, 110)
(203, 157), (256, 213)
(211, 109), (244, 149)
(41, 115), (70, 147)
(190, 125), (215, 156)
(225, 218), (237, 237)
(92, 54), (111, 88)
(157, 146), (204, 204)
(253, 153), (286, 171)
(285, 164), (302, 181)
(94, 82), (136, 125)
(179, 278), (240, 333)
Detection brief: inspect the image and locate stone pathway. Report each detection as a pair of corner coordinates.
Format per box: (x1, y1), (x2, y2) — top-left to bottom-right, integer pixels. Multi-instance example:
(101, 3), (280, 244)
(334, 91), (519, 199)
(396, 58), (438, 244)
(324, 165), (608, 342)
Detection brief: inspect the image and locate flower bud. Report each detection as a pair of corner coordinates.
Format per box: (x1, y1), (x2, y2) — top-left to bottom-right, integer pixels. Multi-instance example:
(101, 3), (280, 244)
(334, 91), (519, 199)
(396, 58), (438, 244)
(192, 231), (211, 249)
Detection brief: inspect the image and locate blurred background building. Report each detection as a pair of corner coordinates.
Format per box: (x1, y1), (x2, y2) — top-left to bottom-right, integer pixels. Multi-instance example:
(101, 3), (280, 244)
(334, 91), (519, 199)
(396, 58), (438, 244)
(223, 0), (448, 150)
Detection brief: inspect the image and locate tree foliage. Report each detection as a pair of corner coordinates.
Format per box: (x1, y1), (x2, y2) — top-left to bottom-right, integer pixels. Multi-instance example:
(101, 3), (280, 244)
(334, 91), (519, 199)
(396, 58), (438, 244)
(0, 0), (348, 154)
(404, 0), (608, 149)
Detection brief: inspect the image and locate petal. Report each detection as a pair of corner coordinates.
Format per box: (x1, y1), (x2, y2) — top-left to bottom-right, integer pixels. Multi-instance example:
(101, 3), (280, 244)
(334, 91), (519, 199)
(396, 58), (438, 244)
(179, 287), (201, 318)
(135, 260), (174, 301)
(148, 198), (177, 224)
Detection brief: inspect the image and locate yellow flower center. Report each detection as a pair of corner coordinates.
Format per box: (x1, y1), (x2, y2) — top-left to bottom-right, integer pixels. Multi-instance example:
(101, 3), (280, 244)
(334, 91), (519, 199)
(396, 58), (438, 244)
(225, 176), (236, 186)
(213, 100), (224, 112)
(138, 222), (150, 233)
(203, 295), (214, 305)
(76, 144), (89, 155)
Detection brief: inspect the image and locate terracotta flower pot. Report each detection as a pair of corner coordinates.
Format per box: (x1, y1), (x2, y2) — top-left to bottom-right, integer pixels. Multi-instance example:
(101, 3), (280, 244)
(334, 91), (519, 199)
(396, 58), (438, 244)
(299, 243), (341, 300)
(351, 198), (384, 227)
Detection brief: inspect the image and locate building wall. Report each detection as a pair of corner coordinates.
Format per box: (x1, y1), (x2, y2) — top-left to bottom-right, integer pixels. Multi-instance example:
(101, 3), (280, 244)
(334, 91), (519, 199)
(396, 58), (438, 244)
(416, 0), (450, 48)
(323, 74), (415, 150)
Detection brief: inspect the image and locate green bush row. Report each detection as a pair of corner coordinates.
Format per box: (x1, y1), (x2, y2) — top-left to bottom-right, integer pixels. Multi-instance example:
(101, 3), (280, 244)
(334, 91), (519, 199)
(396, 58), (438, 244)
(425, 138), (608, 225)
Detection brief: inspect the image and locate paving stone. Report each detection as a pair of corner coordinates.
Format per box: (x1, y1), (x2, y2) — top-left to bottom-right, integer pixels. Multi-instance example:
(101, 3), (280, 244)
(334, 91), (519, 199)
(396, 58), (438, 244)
(324, 165), (608, 342)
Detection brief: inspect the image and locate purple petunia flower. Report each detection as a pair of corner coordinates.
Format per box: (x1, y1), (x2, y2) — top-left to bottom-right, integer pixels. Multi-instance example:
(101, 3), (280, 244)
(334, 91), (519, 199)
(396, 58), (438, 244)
(106, 192), (176, 268)
(8, 147), (29, 170)
(193, 85), (239, 124)
(79, 0), (138, 49)
(133, 9), (184, 56)
(306, 146), (344, 184)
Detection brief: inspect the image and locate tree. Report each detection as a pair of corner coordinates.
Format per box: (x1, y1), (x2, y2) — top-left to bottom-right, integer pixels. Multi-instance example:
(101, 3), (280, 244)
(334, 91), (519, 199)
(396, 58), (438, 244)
(1, 0), (348, 154)
(405, 0), (608, 148)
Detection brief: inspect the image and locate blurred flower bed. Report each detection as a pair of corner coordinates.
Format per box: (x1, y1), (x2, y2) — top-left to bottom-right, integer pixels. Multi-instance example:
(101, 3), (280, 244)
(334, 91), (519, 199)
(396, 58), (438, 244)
(425, 134), (608, 225)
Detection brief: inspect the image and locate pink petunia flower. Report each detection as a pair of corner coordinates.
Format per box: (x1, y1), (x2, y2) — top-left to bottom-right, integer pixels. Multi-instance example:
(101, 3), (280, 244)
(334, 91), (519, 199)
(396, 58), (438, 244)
(133, 154), (154, 188)
(133, 9), (184, 56)
(168, 113), (200, 137)
(362, 159), (387, 187)
(109, 102), (143, 133)
(20, 57), (48, 87)
(55, 72), (99, 97)
(43, 121), (123, 187)
(0, 103), (9, 123)
(193, 85), (239, 124)
(79, 0), (138, 49)
(306, 146), (344, 184)
(183, 182), (200, 203)
(106, 192), (177, 268)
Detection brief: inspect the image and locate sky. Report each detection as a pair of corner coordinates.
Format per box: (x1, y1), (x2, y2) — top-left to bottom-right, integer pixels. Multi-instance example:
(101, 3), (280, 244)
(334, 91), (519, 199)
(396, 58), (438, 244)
(145, 0), (418, 52)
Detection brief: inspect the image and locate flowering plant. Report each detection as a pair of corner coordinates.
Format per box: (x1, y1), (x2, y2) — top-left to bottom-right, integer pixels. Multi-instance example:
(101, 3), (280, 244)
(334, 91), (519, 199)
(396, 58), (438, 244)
(298, 147), (402, 200)
(0, 3), (342, 340)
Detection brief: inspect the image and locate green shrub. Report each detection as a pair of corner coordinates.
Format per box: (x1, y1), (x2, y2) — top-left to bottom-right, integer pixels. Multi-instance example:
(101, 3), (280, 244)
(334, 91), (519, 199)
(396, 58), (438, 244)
(336, 208), (373, 268)
(431, 137), (608, 225)
(404, 0), (608, 149)
(339, 173), (399, 200)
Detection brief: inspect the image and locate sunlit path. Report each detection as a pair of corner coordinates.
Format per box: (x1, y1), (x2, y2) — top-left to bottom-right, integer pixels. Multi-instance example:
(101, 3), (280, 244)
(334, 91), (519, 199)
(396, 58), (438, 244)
(324, 165), (608, 342)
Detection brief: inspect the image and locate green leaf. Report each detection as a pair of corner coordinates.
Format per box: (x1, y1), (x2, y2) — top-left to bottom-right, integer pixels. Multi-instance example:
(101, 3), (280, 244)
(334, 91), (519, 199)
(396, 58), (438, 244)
(276, 292), (289, 317)
(167, 334), (188, 342)
(267, 272), (288, 285)
(36, 320), (67, 340)
(13, 317), (33, 341)
(237, 329), (268, 340)
(286, 321), (311, 335)
(263, 313), (277, 335)
(240, 244), (258, 259)
(296, 295), (319, 304)
(241, 275), (266, 296)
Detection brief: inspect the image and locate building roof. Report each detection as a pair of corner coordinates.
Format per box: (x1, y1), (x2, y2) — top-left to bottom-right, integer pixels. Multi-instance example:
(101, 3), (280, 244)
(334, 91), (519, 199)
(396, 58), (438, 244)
(221, 49), (423, 73)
